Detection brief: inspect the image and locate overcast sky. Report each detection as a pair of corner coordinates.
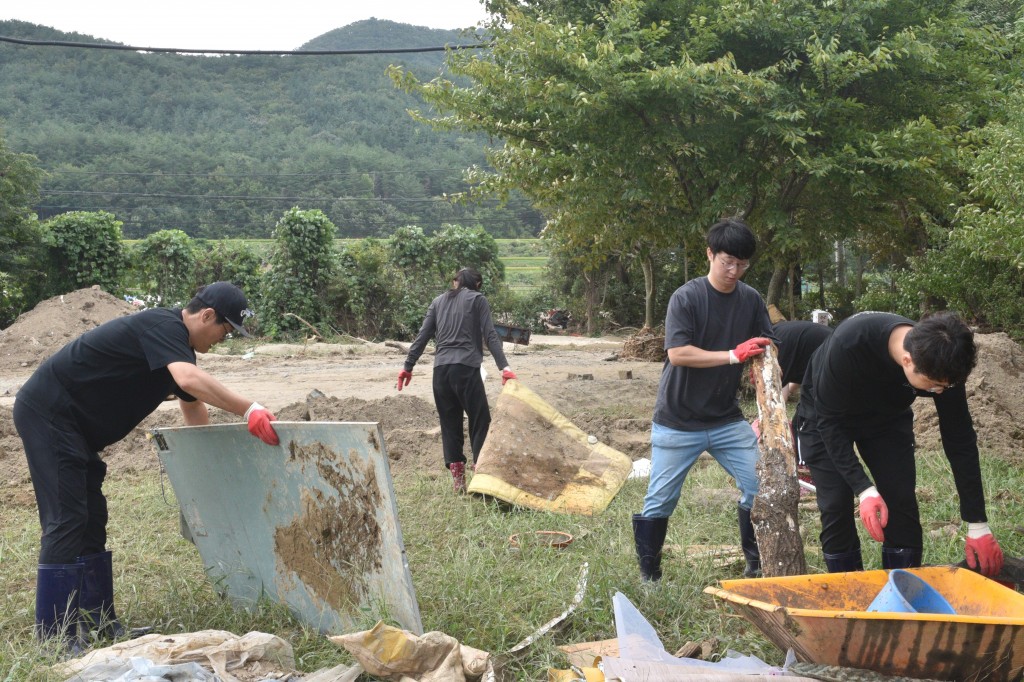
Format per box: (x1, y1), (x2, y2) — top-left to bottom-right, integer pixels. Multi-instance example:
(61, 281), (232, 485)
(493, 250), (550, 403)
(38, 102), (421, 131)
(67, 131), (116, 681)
(1, 0), (491, 51)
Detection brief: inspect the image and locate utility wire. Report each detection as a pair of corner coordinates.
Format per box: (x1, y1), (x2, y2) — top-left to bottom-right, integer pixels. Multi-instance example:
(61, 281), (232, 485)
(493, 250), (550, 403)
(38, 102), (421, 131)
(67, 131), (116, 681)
(38, 190), (479, 202)
(0, 35), (491, 55)
(42, 167), (478, 177)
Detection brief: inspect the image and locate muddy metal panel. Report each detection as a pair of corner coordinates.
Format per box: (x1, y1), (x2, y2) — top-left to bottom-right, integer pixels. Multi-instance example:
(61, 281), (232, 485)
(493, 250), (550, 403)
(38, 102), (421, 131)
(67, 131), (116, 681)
(152, 421), (422, 635)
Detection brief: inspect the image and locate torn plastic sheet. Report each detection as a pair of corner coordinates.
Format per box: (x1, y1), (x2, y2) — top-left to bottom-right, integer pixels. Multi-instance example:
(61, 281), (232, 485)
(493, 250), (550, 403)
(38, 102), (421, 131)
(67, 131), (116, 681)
(605, 592), (815, 679)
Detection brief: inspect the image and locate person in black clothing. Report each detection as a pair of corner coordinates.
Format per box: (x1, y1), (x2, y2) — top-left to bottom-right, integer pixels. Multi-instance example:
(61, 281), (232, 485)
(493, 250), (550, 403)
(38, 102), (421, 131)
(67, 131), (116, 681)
(771, 320), (833, 477)
(397, 268), (516, 492)
(633, 218), (774, 581)
(774, 320), (834, 404)
(14, 282), (280, 649)
(796, 311), (1003, 576)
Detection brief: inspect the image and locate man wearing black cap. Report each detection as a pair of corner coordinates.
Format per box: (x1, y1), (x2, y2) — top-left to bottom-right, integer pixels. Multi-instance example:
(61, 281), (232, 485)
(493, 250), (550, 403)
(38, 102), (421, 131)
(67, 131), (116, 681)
(13, 282), (279, 651)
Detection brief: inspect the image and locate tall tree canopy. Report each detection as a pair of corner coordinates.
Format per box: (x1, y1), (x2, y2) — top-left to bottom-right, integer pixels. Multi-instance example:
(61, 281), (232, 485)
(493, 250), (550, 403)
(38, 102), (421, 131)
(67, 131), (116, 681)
(392, 0), (1013, 326)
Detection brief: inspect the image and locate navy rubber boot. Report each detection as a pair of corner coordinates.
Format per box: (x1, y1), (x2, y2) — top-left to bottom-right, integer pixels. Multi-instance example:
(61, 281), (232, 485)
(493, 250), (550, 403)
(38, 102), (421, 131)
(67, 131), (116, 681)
(78, 551), (125, 640)
(823, 549), (865, 573)
(882, 546), (923, 569)
(35, 563), (84, 650)
(737, 505), (762, 578)
(632, 515), (668, 582)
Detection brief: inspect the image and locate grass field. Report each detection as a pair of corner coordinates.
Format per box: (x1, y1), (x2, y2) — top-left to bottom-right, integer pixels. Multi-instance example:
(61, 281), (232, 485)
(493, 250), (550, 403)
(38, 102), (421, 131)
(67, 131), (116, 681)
(3, 442), (1021, 680)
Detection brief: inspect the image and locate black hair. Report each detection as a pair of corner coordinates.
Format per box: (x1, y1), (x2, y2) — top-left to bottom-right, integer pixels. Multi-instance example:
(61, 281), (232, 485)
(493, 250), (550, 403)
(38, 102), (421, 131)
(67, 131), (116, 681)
(450, 267), (483, 295)
(707, 217), (757, 260)
(184, 297), (227, 323)
(903, 311), (977, 386)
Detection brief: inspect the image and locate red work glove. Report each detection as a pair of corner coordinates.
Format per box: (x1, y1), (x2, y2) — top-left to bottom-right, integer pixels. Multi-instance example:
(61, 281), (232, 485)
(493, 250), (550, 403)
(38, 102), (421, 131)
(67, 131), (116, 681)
(750, 418), (761, 440)
(501, 367), (517, 385)
(730, 337), (771, 364)
(245, 402), (279, 446)
(397, 369), (412, 391)
(858, 486), (888, 542)
(965, 523), (1004, 577)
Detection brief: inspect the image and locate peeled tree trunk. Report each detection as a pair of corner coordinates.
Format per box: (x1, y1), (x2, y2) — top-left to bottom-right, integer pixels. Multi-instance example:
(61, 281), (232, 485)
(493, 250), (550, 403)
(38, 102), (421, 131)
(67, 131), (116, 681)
(750, 344), (807, 577)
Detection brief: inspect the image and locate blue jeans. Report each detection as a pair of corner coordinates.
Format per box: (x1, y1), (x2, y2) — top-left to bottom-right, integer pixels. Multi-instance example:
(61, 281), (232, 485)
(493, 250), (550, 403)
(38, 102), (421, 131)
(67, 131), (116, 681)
(642, 420), (760, 518)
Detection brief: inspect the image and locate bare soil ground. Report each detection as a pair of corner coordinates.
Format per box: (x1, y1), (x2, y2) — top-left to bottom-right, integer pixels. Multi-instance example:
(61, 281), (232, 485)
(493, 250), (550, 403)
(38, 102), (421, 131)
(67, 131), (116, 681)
(0, 288), (657, 508)
(2, 287), (1022, 510)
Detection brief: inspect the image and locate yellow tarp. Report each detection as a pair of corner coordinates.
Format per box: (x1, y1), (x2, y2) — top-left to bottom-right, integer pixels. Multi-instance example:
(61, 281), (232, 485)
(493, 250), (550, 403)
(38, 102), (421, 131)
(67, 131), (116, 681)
(468, 380), (633, 515)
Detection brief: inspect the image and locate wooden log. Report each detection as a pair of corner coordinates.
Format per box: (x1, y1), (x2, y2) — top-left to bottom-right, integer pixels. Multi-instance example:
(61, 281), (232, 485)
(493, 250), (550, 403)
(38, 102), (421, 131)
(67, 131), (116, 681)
(750, 344), (808, 576)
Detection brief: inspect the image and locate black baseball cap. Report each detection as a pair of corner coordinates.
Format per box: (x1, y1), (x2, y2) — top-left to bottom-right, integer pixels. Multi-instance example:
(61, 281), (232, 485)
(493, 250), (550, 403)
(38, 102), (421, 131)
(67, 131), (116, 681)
(195, 282), (252, 337)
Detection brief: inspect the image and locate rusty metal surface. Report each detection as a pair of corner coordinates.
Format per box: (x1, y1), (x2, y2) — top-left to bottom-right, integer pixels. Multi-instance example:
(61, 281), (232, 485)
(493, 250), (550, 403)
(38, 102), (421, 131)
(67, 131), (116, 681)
(153, 421), (422, 635)
(706, 567), (1024, 681)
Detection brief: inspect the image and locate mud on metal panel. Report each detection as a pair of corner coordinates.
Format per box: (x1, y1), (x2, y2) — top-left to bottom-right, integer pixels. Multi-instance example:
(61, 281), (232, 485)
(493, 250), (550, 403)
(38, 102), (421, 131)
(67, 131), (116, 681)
(152, 421), (422, 635)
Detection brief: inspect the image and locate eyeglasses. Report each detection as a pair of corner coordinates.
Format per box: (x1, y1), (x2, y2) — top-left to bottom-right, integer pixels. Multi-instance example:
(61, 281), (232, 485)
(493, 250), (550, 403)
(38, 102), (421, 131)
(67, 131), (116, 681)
(925, 379), (956, 392)
(717, 255), (751, 272)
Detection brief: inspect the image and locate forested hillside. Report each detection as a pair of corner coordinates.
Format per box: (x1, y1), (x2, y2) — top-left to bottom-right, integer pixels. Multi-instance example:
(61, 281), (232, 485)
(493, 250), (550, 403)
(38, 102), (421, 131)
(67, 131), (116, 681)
(0, 19), (543, 238)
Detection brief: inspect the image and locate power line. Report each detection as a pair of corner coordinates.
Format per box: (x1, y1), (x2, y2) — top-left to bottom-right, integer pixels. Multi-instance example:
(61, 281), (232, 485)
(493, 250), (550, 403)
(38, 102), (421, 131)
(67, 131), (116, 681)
(0, 35), (491, 56)
(38, 190), (492, 203)
(41, 167), (478, 178)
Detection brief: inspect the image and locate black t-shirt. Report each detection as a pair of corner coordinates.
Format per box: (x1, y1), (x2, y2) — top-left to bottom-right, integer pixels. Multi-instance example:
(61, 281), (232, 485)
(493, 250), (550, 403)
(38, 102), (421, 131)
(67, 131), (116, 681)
(653, 277), (773, 431)
(17, 307), (197, 451)
(799, 311), (985, 520)
(773, 320), (833, 386)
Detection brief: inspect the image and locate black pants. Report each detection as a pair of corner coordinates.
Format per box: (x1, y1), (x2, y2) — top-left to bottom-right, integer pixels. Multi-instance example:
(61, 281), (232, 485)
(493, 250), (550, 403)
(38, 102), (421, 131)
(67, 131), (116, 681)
(14, 399), (109, 564)
(798, 410), (921, 554)
(432, 363), (491, 468)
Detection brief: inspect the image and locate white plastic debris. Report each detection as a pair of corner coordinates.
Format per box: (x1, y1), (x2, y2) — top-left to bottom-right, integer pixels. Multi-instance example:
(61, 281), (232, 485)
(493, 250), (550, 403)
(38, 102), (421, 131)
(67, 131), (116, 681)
(628, 458), (652, 479)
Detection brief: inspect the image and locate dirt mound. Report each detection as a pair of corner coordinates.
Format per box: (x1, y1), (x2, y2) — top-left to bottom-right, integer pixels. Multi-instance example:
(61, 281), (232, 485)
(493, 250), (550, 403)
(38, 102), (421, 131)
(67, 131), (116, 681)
(277, 392), (444, 477)
(0, 287), (136, 374)
(914, 332), (1024, 459)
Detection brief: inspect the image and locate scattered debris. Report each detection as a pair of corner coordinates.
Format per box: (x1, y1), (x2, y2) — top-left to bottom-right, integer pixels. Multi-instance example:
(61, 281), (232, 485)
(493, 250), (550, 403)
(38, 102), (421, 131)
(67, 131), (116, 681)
(53, 630), (301, 681)
(620, 328), (666, 362)
(505, 563), (589, 660)
(331, 621), (491, 682)
(509, 530), (574, 550)
(469, 381), (632, 515)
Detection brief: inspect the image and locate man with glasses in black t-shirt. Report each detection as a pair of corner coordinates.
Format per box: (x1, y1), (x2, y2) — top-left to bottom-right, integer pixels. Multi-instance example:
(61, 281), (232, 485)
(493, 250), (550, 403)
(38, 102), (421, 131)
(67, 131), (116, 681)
(632, 218), (774, 581)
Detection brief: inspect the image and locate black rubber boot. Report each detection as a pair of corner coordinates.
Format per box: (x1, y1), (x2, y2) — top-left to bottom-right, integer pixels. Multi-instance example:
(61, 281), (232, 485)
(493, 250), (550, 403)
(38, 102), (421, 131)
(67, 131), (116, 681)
(78, 551), (126, 640)
(737, 505), (761, 578)
(882, 546), (923, 569)
(824, 549), (865, 573)
(35, 562), (85, 653)
(632, 514), (668, 582)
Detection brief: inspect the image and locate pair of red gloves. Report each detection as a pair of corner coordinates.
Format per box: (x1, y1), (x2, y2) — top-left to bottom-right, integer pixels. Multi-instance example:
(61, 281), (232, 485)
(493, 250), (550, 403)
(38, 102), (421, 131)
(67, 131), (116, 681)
(396, 367), (517, 391)
(859, 487), (1003, 576)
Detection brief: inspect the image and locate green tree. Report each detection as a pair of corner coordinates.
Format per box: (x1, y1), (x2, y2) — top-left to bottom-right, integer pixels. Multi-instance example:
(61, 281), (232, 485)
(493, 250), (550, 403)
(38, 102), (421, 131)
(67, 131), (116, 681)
(430, 224), (505, 288)
(41, 211), (125, 296)
(128, 229), (198, 305)
(0, 132), (44, 325)
(393, 0), (1010, 327)
(868, 89), (1024, 336)
(192, 240), (266, 313)
(332, 238), (412, 340)
(260, 208), (338, 338)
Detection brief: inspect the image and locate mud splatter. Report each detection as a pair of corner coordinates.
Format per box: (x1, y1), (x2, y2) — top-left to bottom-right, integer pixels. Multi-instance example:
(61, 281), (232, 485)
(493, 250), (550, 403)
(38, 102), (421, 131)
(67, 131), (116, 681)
(274, 440), (383, 610)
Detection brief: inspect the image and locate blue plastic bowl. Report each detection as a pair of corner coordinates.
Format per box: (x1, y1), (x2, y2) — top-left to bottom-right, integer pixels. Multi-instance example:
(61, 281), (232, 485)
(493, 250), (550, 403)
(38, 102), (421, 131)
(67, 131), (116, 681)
(867, 569), (957, 615)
